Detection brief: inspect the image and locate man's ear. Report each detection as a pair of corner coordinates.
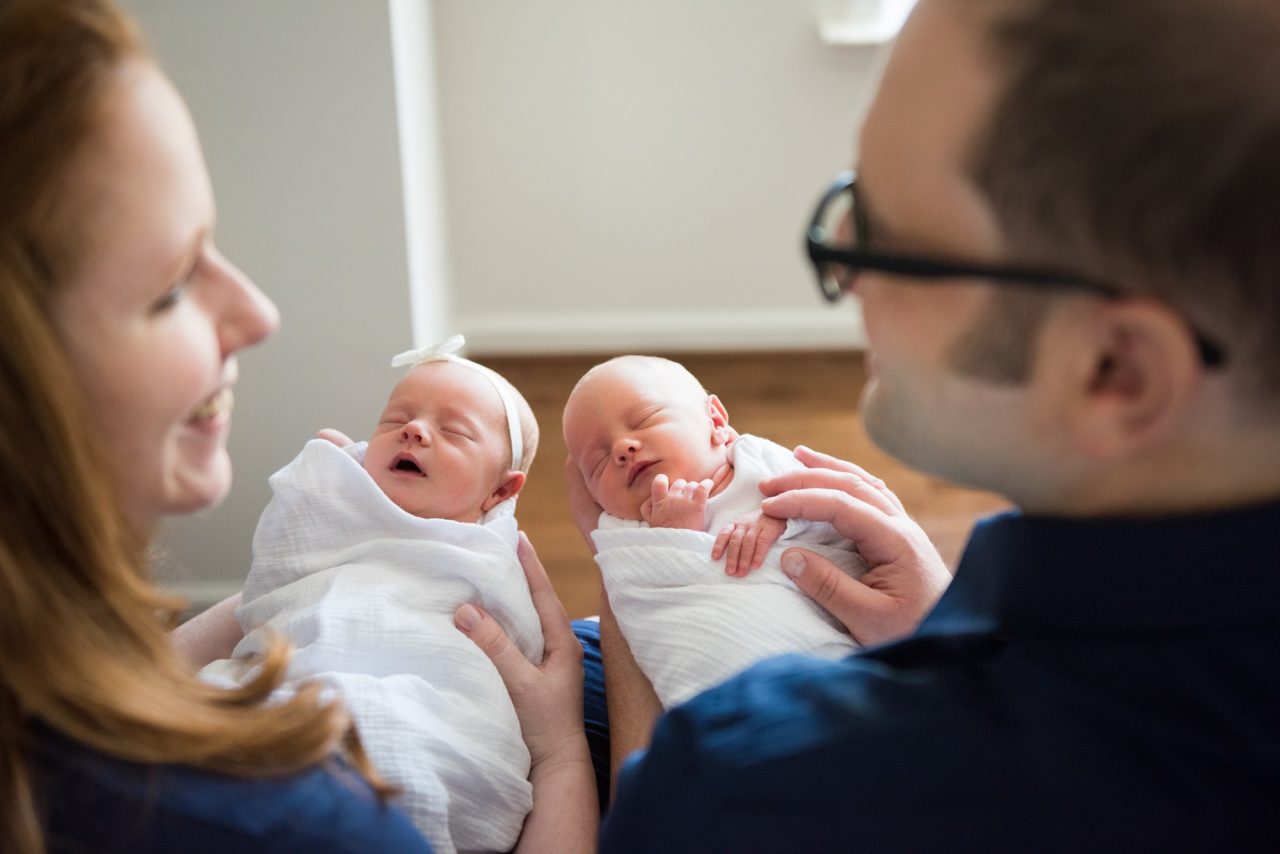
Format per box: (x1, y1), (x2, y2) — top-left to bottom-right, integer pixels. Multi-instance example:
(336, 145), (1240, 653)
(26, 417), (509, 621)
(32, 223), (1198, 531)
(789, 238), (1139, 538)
(1064, 299), (1201, 459)
(707, 394), (738, 446)
(481, 470), (526, 512)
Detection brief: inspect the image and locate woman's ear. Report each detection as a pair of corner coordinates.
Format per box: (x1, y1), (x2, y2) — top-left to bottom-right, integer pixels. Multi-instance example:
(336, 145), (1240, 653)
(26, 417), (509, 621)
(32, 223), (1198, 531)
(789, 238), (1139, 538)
(1063, 298), (1201, 459)
(706, 394), (737, 446)
(481, 470), (526, 512)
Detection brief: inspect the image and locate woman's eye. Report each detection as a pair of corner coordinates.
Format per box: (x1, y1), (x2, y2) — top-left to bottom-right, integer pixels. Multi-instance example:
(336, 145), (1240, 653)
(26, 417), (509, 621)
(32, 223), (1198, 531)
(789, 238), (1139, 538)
(150, 282), (188, 314)
(152, 256), (201, 314)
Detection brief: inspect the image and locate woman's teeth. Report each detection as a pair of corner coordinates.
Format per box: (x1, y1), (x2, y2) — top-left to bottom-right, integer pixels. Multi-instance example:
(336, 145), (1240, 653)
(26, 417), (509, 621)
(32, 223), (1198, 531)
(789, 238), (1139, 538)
(189, 387), (234, 423)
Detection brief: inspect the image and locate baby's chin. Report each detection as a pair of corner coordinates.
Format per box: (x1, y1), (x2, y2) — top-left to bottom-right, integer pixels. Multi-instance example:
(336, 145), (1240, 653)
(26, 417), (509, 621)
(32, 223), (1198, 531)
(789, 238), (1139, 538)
(369, 469), (484, 523)
(598, 493), (646, 522)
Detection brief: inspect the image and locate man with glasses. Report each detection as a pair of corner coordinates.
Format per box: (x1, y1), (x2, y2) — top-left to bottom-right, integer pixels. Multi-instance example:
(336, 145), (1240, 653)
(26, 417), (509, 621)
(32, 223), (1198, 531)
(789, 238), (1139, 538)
(598, 0), (1280, 849)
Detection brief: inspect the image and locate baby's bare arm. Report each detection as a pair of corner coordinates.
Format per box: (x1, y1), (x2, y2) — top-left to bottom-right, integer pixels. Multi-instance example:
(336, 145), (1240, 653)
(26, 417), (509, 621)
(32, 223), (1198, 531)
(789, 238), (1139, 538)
(171, 592), (243, 668)
(713, 510), (788, 576)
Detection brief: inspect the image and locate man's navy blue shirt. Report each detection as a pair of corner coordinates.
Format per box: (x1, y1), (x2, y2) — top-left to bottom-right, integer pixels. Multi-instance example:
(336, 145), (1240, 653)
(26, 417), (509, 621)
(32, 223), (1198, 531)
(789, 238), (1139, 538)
(601, 501), (1280, 852)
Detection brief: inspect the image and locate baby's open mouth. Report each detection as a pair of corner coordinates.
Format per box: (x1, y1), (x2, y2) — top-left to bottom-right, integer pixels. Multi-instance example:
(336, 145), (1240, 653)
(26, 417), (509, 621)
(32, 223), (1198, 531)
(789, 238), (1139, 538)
(391, 453), (425, 476)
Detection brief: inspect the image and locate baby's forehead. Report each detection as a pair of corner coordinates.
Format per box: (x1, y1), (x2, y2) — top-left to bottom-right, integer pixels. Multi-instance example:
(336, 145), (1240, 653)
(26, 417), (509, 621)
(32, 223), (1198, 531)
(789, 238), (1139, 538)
(584, 358), (700, 396)
(566, 362), (705, 435)
(386, 361), (502, 414)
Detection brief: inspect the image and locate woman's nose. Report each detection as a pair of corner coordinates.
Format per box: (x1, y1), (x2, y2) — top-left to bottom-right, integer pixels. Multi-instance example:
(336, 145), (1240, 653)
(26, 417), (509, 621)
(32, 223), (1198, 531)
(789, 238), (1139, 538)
(212, 245), (280, 357)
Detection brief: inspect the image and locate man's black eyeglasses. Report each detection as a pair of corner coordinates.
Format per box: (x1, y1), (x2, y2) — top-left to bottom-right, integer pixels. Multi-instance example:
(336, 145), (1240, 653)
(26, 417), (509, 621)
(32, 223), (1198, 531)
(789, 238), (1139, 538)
(805, 171), (1225, 368)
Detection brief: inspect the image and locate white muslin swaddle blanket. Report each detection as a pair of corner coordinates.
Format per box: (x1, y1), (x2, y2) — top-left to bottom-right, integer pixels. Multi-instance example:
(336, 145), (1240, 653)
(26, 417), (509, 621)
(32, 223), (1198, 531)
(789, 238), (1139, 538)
(593, 435), (867, 707)
(200, 439), (543, 854)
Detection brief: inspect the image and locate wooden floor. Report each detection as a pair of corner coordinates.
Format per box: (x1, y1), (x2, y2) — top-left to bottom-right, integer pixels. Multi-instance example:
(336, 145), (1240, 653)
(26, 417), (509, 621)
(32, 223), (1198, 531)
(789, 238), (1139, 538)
(481, 350), (1010, 620)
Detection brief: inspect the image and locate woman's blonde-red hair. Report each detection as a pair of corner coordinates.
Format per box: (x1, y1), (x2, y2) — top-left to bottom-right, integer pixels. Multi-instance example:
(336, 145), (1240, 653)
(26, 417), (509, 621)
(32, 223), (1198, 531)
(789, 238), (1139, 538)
(0, 2), (386, 851)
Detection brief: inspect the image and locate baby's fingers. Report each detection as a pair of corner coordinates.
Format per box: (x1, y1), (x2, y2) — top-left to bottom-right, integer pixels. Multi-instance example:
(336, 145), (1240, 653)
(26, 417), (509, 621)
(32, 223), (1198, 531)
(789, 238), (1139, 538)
(724, 524), (750, 576)
(712, 525), (733, 560)
(650, 473), (670, 503)
(736, 527), (764, 576)
(748, 533), (772, 571)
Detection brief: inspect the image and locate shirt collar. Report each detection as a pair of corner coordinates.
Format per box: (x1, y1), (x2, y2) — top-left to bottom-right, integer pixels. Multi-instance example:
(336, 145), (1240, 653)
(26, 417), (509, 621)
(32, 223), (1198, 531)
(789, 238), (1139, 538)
(919, 498), (1280, 639)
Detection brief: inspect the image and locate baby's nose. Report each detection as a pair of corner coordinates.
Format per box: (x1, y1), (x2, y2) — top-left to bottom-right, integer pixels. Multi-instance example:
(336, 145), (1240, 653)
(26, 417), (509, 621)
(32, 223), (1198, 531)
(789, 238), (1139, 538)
(402, 420), (431, 444)
(613, 438), (638, 463)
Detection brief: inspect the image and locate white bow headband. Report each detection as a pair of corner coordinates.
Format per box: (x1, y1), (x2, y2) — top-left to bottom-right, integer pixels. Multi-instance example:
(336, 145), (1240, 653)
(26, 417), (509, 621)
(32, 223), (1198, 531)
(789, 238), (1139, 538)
(390, 334), (523, 471)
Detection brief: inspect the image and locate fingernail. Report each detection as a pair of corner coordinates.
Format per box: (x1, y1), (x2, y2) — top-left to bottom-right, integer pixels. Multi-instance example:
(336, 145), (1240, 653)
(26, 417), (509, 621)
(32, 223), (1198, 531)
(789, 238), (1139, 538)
(456, 603), (481, 631)
(782, 551), (806, 578)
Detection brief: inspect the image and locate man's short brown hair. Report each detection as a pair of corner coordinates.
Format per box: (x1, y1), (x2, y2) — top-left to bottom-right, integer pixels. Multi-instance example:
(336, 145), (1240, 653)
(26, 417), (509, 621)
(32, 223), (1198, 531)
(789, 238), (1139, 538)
(963, 0), (1280, 392)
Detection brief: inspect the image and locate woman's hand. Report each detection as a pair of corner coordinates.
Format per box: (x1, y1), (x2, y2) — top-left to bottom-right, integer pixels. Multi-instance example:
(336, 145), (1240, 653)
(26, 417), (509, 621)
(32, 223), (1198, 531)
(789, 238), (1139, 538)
(759, 445), (951, 646)
(455, 533), (597, 852)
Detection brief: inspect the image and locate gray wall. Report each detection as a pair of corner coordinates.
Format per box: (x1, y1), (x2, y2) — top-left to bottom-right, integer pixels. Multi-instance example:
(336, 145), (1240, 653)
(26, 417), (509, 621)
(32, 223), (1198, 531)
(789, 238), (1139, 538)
(437, 1), (880, 352)
(120, 1), (887, 603)
(122, 0), (423, 600)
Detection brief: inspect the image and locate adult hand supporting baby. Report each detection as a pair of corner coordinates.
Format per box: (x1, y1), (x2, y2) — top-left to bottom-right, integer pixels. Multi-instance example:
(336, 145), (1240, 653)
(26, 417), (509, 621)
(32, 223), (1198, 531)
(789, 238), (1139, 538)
(759, 445), (951, 646)
(565, 455), (604, 552)
(454, 533), (598, 853)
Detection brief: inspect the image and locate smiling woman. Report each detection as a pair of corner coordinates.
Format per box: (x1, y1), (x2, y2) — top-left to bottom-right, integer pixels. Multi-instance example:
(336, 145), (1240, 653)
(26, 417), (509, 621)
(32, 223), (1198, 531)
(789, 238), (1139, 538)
(0, 1), (428, 850)
(51, 60), (280, 529)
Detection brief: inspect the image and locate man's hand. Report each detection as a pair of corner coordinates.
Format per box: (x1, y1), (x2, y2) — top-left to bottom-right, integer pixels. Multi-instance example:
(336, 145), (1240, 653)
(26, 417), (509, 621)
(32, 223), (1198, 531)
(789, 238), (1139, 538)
(712, 509), (787, 576)
(641, 475), (711, 530)
(760, 445), (951, 646)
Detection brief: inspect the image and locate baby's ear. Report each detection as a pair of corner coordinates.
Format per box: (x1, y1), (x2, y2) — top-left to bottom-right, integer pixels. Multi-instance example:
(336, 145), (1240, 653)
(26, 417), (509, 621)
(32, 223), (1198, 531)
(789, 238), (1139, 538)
(482, 470), (526, 512)
(706, 394), (736, 446)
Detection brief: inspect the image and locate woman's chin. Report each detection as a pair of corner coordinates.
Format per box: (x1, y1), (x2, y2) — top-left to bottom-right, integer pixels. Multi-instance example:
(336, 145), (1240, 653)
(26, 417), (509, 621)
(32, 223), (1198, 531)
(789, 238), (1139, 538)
(163, 449), (234, 517)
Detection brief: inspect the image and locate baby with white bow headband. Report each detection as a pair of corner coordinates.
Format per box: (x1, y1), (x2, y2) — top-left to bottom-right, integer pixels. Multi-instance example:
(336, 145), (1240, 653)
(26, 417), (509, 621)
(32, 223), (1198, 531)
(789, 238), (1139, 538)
(201, 336), (545, 854)
(361, 334), (537, 521)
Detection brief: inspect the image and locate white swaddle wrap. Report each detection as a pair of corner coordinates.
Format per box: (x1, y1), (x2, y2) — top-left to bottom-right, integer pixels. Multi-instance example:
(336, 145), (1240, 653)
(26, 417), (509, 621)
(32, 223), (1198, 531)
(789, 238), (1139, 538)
(200, 439), (543, 854)
(593, 435), (866, 707)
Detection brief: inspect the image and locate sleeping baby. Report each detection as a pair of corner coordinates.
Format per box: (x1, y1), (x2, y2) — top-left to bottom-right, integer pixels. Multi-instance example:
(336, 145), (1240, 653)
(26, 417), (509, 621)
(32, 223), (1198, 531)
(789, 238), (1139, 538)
(562, 354), (868, 707)
(201, 335), (540, 854)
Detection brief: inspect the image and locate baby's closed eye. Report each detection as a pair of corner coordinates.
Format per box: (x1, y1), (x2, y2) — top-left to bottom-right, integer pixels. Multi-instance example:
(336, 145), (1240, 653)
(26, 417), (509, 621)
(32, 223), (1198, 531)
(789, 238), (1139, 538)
(442, 423), (474, 440)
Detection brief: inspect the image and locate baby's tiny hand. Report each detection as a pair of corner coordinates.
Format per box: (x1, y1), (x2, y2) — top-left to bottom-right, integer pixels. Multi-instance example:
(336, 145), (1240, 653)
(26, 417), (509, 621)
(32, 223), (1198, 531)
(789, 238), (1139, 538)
(316, 427), (355, 448)
(713, 510), (787, 576)
(642, 475), (712, 530)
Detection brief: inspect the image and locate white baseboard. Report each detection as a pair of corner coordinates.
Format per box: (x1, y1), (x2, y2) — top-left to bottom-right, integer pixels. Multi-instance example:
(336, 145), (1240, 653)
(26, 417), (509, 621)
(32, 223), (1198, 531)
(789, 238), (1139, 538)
(457, 305), (866, 354)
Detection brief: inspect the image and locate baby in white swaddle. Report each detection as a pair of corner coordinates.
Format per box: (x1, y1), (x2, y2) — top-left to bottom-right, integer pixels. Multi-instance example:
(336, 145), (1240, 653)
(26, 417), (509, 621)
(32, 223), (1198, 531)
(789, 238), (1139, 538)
(563, 355), (868, 707)
(200, 336), (541, 854)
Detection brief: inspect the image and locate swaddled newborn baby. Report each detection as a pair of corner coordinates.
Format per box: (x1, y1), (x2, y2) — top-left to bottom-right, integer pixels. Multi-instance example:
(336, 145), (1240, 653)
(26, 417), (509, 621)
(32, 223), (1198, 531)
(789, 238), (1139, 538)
(563, 355), (867, 706)
(201, 336), (541, 854)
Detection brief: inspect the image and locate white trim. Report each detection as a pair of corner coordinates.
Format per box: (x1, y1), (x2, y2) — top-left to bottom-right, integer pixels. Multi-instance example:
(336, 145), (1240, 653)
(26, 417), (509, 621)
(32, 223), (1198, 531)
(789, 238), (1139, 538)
(389, 0), (453, 346)
(458, 305), (867, 354)
(817, 0), (916, 45)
